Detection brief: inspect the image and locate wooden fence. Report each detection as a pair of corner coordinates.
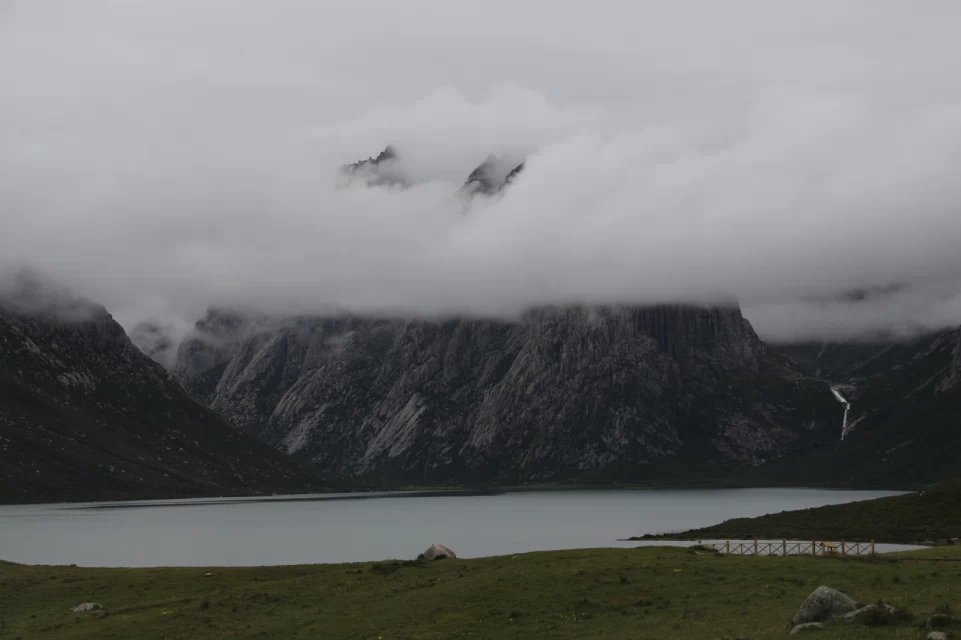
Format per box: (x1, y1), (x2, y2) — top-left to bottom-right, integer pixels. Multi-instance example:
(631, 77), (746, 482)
(705, 540), (876, 557)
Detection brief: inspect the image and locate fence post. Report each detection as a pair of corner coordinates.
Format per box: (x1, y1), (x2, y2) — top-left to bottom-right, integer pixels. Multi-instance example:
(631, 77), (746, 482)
(871, 540), (875, 556)
(726, 540), (730, 555)
(782, 540), (787, 556)
(812, 541), (816, 556)
(753, 539), (758, 556)
(841, 541), (846, 557)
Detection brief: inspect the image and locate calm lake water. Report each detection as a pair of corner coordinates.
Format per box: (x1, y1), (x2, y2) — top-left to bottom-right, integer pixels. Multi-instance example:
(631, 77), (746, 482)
(0, 488), (904, 567)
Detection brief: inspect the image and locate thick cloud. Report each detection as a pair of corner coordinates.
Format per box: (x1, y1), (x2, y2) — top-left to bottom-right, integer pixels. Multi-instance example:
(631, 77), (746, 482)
(2, 0), (960, 341)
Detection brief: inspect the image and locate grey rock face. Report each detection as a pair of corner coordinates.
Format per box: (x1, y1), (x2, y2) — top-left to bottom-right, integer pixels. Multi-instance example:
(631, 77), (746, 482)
(940, 327), (961, 392)
(792, 586), (857, 625)
(173, 304), (838, 483)
(171, 307), (253, 404)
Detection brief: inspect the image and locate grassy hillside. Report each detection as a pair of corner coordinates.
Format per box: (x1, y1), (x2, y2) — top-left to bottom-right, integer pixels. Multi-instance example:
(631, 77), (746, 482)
(640, 479), (961, 544)
(0, 302), (324, 504)
(1, 546), (960, 639)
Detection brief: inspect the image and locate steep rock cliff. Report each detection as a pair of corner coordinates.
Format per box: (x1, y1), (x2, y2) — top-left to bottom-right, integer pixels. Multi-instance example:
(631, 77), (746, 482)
(174, 305), (839, 484)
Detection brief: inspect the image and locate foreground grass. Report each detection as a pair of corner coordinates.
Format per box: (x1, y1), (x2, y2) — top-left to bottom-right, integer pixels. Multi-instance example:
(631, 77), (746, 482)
(639, 479), (961, 544)
(2, 546), (960, 639)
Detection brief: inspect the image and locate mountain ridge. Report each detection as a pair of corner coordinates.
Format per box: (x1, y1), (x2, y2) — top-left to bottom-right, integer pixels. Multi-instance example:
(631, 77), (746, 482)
(171, 303), (841, 484)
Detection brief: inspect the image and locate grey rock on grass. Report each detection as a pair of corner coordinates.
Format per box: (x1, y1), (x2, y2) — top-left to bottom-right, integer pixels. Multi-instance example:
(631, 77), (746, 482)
(422, 544), (456, 561)
(792, 586), (857, 624)
(842, 602), (896, 622)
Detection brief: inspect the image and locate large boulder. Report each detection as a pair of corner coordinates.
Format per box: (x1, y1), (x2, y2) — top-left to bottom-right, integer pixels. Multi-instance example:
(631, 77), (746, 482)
(422, 544), (456, 561)
(793, 586), (857, 624)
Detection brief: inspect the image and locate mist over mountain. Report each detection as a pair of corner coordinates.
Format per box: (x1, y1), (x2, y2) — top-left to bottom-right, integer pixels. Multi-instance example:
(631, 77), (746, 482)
(2, 1), (960, 342)
(1, 1), (959, 505)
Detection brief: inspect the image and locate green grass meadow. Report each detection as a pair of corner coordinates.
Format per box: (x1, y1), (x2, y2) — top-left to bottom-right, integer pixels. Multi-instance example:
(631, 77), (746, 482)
(2, 546), (960, 639)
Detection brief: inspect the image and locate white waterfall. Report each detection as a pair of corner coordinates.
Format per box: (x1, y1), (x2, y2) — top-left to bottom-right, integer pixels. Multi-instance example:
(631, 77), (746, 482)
(830, 386), (851, 441)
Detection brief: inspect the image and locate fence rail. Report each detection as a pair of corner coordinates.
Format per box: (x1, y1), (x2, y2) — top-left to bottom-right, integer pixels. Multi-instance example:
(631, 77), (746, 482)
(705, 540), (876, 557)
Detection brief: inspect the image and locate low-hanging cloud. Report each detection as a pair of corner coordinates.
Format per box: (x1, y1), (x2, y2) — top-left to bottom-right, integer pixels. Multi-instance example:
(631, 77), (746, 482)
(2, 0), (960, 342)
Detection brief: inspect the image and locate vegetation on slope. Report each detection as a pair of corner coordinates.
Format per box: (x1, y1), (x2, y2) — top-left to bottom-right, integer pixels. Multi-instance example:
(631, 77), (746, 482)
(639, 479), (961, 544)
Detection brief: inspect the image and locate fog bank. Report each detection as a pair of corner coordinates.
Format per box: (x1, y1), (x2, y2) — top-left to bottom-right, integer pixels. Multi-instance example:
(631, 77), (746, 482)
(2, 1), (960, 341)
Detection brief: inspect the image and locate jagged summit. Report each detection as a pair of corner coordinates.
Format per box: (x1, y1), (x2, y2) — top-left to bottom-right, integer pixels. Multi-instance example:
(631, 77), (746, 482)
(504, 161), (525, 186)
(462, 155), (524, 196)
(339, 145), (407, 187)
(345, 145), (397, 169)
(339, 147), (525, 195)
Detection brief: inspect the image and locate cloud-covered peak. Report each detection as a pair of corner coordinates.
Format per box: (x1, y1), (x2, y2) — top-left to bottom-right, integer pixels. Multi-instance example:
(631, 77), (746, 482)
(0, 269), (105, 323)
(340, 145), (408, 188)
(462, 155), (525, 196)
(2, 1), (960, 342)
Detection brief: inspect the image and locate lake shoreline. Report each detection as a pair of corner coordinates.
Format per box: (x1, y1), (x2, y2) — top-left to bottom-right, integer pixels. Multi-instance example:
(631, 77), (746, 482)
(630, 479), (961, 546)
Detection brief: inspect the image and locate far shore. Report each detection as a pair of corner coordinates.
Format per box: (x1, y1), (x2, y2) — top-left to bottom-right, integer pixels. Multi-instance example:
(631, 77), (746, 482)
(0, 477), (915, 507)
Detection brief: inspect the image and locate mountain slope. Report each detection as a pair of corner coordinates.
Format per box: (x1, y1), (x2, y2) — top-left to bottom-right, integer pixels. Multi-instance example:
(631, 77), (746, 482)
(0, 294), (321, 503)
(759, 327), (961, 486)
(641, 478), (961, 544)
(173, 305), (840, 484)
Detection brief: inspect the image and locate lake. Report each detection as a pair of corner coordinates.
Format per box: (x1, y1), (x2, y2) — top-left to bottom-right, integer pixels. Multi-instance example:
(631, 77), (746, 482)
(0, 488), (905, 567)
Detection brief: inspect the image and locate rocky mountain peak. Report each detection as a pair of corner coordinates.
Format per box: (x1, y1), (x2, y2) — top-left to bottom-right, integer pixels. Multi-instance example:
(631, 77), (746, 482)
(462, 155), (524, 196)
(340, 145), (407, 187)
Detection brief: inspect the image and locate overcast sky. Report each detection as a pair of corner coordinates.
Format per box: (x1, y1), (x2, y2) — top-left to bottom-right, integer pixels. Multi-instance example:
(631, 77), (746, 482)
(2, 0), (961, 342)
